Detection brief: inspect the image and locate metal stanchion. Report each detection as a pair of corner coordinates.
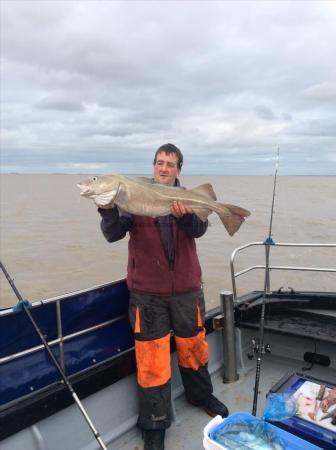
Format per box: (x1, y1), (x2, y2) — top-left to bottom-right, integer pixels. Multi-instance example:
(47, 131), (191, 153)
(213, 291), (239, 383)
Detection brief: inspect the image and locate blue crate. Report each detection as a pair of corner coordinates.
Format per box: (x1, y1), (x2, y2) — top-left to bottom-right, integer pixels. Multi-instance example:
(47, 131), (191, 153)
(266, 372), (336, 450)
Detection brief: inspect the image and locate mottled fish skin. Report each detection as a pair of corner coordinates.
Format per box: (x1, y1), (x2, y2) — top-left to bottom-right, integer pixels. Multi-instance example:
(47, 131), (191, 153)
(77, 174), (250, 236)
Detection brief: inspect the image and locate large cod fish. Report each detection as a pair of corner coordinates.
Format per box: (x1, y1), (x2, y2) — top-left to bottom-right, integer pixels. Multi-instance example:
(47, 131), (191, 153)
(77, 174), (250, 236)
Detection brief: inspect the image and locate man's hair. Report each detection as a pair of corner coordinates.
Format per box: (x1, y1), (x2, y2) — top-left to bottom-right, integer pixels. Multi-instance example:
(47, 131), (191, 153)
(153, 143), (183, 170)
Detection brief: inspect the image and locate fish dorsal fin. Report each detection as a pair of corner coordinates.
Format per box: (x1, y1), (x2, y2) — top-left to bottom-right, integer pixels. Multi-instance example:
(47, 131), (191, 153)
(190, 183), (217, 201)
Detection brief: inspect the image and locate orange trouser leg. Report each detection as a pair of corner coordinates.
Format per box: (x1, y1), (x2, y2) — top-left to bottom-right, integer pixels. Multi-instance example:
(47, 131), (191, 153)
(174, 328), (209, 370)
(129, 292), (172, 429)
(135, 334), (171, 388)
(170, 290), (213, 403)
(173, 299), (209, 370)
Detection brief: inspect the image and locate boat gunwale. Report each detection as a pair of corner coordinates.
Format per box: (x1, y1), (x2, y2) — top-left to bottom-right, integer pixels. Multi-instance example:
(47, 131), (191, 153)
(0, 278), (127, 317)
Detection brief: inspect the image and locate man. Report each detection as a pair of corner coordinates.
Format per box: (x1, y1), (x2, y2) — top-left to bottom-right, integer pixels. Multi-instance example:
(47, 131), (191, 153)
(98, 143), (228, 450)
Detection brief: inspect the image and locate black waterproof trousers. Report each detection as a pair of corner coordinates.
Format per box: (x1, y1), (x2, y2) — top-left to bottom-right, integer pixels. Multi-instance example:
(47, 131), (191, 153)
(128, 289), (213, 430)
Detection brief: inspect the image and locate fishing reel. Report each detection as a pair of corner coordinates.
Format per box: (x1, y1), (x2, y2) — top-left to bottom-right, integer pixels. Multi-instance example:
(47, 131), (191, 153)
(247, 338), (271, 360)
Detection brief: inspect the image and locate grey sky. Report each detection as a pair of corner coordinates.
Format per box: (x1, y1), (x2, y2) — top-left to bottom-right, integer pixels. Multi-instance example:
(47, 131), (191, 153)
(1, 1), (336, 175)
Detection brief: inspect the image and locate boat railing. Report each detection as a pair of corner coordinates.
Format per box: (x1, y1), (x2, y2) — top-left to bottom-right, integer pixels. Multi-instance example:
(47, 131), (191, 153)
(0, 314), (129, 365)
(0, 280), (131, 373)
(230, 242), (336, 300)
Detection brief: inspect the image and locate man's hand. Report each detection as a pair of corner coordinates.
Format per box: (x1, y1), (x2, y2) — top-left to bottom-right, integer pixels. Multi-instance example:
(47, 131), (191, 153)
(170, 201), (193, 218)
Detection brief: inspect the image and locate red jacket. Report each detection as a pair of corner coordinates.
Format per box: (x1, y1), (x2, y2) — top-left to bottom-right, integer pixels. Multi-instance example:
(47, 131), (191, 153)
(126, 215), (202, 295)
(98, 179), (207, 296)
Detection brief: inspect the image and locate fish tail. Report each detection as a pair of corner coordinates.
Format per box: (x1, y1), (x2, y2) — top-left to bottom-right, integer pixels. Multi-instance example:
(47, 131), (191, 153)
(215, 202), (250, 236)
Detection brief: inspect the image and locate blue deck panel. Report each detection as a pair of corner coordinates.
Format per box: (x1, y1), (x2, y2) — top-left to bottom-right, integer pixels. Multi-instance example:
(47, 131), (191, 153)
(0, 280), (133, 406)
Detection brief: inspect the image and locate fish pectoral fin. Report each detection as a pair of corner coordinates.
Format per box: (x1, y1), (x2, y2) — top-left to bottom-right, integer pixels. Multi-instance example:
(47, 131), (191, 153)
(193, 208), (212, 222)
(190, 184), (217, 201)
(94, 190), (118, 206)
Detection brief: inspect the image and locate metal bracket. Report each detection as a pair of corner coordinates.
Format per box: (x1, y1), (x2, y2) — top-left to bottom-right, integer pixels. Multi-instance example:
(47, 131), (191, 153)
(212, 314), (225, 330)
(277, 286), (296, 294)
(263, 237), (275, 246)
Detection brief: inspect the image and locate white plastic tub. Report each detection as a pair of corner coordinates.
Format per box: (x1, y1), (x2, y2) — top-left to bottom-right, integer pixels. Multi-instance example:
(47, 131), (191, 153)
(203, 415), (226, 450)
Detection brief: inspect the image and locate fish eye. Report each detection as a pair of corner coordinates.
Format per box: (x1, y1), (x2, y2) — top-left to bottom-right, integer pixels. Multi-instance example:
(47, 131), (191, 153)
(92, 177), (97, 181)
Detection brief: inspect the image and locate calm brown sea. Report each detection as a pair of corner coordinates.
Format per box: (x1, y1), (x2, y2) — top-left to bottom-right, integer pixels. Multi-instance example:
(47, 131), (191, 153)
(0, 175), (335, 309)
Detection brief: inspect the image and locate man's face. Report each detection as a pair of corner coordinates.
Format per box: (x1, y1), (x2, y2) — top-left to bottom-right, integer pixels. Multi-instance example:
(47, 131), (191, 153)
(153, 151), (180, 185)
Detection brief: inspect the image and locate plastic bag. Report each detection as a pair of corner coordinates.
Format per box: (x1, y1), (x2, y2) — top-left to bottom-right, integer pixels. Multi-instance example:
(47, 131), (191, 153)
(263, 393), (298, 421)
(209, 394), (298, 450)
(211, 416), (285, 449)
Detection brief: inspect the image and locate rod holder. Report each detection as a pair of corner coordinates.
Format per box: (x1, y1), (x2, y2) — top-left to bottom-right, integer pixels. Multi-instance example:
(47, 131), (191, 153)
(220, 291), (239, 383)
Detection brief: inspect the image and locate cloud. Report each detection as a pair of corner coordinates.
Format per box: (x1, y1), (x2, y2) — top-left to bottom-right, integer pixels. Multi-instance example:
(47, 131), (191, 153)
(287, 119), (336, 137)
(303, 81), (336, 102)
(36, 95), (84, 111)
(1, 1), (336, 174)
(255, 106), (276, 120)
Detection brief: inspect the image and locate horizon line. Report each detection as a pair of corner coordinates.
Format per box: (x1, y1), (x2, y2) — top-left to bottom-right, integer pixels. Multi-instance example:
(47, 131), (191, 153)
(2, 172), (335, 177)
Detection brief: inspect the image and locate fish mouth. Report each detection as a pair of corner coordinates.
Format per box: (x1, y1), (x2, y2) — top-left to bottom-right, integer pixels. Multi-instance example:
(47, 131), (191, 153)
(77, 184), (90, 195)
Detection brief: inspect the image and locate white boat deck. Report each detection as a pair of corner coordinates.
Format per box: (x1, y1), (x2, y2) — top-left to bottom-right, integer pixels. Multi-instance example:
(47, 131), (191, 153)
(2, 326), (335, 450)
(113, 338), (335, 449)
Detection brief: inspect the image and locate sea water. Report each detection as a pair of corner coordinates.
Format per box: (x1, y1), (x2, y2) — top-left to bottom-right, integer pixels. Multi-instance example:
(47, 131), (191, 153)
(1, 174), (335, 309)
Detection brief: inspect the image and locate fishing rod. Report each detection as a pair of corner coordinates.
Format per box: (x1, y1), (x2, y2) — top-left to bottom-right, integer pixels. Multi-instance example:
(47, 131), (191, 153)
(0, 260), (108, 450)
(251, 147), (280, 416)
